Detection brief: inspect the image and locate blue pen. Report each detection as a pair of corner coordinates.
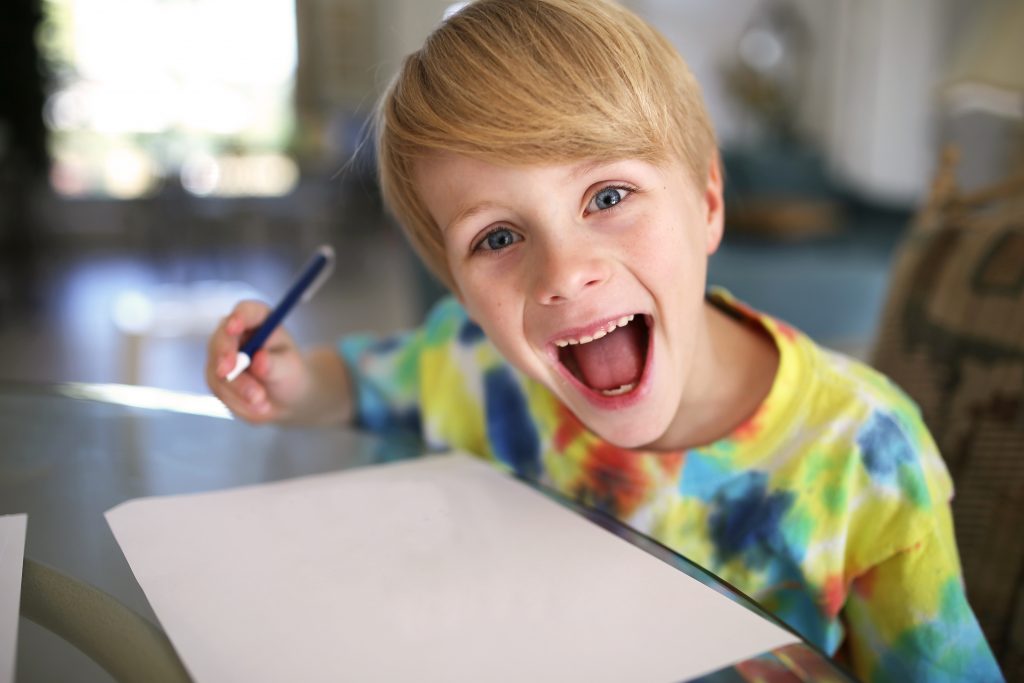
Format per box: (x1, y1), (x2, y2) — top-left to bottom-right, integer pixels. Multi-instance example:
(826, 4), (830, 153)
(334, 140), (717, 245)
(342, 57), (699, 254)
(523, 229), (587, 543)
(226, 245), (336, 382)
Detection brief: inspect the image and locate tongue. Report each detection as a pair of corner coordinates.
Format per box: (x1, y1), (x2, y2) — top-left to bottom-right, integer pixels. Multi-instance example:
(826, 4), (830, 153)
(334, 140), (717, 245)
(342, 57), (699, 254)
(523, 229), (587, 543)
(568, 321), (645, 391)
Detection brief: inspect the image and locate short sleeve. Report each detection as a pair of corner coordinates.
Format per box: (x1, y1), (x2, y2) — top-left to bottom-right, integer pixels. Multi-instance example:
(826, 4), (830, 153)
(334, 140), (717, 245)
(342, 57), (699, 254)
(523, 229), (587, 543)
(338, 327), (425, 434)
(835, 385), (1003, 681)
(842, 509), (1004, 682)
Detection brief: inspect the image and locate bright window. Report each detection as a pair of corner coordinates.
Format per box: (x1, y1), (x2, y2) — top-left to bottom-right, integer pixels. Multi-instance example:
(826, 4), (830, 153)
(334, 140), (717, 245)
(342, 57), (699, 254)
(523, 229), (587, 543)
(40, 0), (298, 198)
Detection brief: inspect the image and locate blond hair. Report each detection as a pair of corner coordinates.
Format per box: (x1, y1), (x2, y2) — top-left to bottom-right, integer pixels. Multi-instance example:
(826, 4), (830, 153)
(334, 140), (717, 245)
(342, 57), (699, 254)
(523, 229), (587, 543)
(376, 0), (716, 289)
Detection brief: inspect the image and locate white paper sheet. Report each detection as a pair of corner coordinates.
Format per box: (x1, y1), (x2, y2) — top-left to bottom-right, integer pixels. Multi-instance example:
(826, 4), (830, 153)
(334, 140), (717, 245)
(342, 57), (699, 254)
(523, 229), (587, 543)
(0, 514), (27, 683)
(107, 453), (796, 682)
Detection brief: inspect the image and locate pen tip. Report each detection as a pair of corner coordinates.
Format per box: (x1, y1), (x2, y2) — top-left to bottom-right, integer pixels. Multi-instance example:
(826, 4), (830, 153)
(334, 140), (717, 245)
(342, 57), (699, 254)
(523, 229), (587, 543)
(225, 352), (251, 382)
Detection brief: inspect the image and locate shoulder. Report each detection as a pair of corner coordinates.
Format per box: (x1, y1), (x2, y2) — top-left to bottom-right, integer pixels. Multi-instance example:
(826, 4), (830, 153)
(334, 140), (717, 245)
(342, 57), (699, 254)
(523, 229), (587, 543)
(812, 345), (932, 449)
(416, 297), (510, 376)
(368, 295), (493, 358)
(776, 312), (950, 502)
(336, 295), (493, 402)
(777, 322), (955, 571)
(710, 291), (954, 559)
(807, 345), (945, 488)
(711, 288), (930, 443)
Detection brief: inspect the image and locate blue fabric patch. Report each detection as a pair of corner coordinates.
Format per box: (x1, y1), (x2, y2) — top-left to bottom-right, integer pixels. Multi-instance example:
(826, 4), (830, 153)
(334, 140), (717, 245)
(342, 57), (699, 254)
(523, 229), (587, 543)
(709, 472), (793, 567)
(679, 451), (735, 501)
(483, 366), (540, 479)
(458, 318), (486, 345)
(757, 563), (840, 653)
(357, 389), (421, 435)
(857, 412), (915, 482)
(356, 395), (419, 432)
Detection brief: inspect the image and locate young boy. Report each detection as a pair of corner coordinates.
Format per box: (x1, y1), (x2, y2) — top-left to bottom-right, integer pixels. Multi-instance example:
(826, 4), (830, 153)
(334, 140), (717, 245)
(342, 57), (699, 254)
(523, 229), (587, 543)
(206, 1), (1002, 680)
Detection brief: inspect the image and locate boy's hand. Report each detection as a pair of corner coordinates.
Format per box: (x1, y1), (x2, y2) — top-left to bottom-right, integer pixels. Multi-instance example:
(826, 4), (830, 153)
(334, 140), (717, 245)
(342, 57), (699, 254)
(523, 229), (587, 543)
(205, 300), (315, 424)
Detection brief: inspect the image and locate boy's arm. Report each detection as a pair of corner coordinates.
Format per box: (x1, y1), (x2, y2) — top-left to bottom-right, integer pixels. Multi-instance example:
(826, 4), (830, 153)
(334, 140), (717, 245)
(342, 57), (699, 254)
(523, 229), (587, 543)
(278, 345), (355, 426)
(842, 504), (1003, 683)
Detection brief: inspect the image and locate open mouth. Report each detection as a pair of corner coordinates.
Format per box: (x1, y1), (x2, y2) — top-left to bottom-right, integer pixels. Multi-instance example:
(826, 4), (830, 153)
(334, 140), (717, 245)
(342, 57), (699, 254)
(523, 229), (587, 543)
(555, 314), (651, 397)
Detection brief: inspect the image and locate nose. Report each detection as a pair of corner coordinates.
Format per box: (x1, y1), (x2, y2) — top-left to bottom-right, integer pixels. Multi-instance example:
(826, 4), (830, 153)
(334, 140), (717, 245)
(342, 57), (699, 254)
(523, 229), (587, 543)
(532, 237), (610, 305)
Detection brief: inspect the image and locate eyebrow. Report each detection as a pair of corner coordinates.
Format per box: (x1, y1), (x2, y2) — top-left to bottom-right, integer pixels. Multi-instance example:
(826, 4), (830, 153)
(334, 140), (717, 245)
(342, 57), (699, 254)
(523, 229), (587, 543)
(569, 159), (609, 181)
(445, 201), (503, 234)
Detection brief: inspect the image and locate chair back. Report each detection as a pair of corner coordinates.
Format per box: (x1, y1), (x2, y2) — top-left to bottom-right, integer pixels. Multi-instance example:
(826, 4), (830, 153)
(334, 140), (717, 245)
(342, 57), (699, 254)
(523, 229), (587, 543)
(872, 149), (1024, 678)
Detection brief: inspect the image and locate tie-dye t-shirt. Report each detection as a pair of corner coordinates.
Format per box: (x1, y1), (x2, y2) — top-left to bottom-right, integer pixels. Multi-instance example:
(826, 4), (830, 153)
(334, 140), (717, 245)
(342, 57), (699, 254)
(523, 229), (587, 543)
(338, 291), (1003, 683)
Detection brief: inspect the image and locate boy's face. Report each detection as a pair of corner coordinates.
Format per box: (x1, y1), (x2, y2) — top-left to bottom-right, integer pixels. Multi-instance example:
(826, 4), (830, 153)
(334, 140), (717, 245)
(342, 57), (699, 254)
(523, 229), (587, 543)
(415, 153), (724, 449)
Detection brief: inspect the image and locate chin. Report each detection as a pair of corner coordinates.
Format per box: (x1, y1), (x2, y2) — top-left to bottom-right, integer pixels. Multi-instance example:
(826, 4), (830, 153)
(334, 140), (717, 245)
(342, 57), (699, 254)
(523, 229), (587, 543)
(578, 410), (672, 451)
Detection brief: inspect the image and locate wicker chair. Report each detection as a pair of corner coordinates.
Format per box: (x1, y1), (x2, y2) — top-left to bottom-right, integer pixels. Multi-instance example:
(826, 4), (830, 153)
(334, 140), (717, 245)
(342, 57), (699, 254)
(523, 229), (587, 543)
(871, 150), (1024, 679)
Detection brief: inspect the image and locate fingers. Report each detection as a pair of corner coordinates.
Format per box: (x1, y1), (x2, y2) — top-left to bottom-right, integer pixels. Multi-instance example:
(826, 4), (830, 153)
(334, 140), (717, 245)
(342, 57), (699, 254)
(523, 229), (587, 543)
(204, 300), (310, 425)
(207, 301), (271, 380)
(207, 301), (272, 378)
(249, 347), (273, 380)
(204, 351), (270, 418)
(206, 301), (276, 422)
(222, 373), (276, 423)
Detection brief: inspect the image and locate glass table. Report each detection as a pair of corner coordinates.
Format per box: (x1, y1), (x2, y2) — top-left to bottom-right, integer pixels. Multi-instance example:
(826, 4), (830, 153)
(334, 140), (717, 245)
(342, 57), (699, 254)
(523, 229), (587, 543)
(0, 381), (856, 682)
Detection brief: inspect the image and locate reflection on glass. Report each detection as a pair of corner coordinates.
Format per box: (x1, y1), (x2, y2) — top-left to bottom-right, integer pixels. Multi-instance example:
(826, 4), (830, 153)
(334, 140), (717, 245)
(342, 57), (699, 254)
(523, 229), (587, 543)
(56, 382), (232, 418)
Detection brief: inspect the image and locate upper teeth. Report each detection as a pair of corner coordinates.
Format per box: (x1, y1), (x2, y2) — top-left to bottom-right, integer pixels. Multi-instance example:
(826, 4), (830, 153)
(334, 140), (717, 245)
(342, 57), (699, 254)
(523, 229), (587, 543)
(554, 315), (635, 348)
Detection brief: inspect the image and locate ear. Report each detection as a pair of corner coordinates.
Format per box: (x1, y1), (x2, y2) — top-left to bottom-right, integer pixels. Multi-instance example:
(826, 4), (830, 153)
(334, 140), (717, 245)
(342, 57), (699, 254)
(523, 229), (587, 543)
(703, 154), (725, 256)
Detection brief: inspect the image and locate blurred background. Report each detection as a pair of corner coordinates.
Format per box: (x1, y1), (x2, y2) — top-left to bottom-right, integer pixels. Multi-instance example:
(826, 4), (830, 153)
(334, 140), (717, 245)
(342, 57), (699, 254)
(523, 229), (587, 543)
(0, 0), (1020, 393)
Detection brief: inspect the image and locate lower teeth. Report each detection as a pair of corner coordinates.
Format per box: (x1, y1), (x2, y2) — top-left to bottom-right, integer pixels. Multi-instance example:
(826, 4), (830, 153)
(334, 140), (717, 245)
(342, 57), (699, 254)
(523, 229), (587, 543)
(600, 383), (636, 397)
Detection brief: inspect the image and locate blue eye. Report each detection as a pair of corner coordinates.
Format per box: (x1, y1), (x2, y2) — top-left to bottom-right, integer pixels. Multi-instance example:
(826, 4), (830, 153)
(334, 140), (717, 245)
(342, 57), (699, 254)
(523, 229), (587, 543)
(587, 186), (630, 213)
(477, 227), (521, 252)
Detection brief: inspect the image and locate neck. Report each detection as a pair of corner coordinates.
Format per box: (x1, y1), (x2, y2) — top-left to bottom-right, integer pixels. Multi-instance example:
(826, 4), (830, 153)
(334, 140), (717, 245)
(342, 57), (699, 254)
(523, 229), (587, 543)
(646, 301), (779, 451)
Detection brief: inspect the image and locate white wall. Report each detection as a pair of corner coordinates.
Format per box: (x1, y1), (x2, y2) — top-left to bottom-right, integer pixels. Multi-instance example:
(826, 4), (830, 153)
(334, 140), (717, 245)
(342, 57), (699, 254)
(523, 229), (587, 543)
(823, 0), (945, 204)
(371, 0), (458, 90)
(629, 0), (952, 206)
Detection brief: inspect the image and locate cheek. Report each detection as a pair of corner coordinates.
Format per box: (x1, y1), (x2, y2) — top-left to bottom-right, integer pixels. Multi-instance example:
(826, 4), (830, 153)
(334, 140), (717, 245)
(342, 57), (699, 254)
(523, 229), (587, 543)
(455, 245), (530, 308)
(622, 217), (694, 285)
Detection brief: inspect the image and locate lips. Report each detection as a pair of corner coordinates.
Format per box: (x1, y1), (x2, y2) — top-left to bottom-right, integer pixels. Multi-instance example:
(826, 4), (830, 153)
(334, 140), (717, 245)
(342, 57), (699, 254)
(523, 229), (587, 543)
(553, 314), (651, 399)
